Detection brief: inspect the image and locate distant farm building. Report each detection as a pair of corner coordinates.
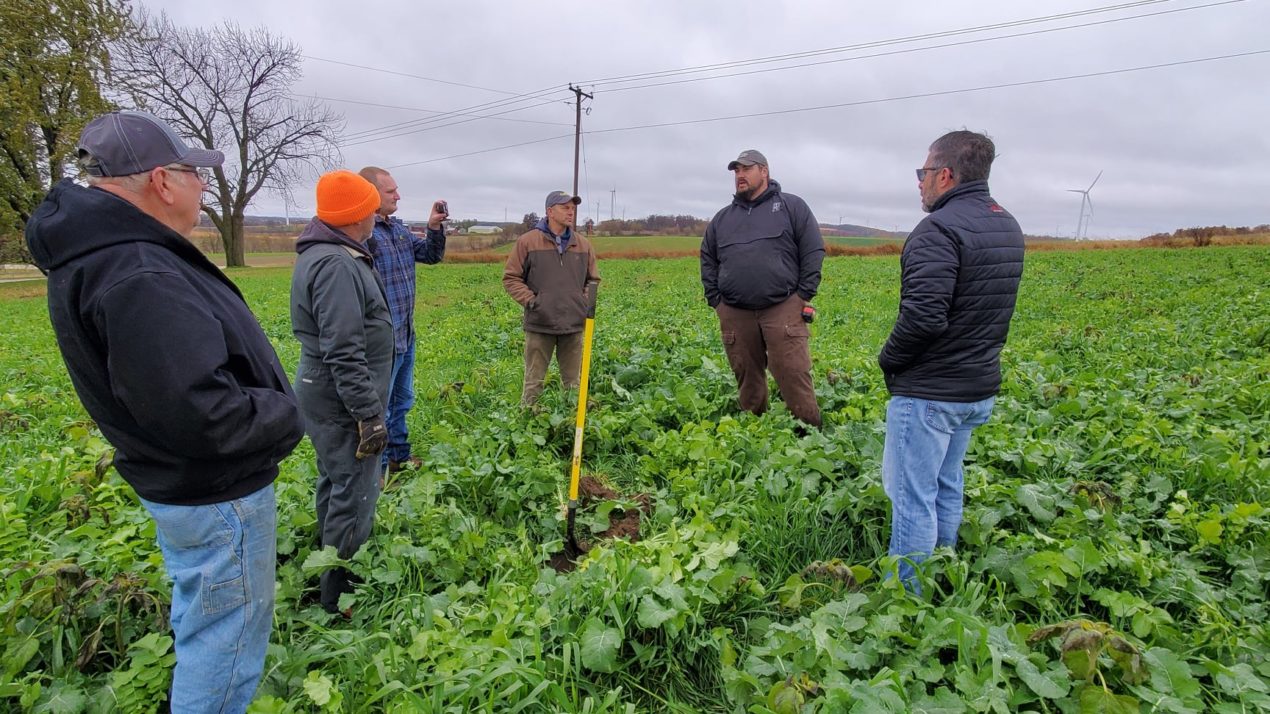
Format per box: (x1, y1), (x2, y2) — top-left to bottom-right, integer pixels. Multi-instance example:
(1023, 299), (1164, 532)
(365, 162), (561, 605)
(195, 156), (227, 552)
(467, 225), (501, 234)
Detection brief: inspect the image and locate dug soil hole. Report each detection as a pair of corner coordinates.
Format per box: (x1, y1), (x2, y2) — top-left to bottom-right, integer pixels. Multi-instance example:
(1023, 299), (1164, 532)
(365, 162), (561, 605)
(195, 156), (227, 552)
(547, 475), (653, 573)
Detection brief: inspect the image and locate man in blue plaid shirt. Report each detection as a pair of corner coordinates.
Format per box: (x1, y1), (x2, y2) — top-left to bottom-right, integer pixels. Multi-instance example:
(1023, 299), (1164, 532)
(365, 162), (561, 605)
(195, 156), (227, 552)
(359, 167), (448, 474)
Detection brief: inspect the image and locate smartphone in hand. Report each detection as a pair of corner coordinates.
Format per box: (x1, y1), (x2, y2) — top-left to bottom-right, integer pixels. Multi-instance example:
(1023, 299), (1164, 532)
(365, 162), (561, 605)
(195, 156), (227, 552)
(433, 200), (449, 216)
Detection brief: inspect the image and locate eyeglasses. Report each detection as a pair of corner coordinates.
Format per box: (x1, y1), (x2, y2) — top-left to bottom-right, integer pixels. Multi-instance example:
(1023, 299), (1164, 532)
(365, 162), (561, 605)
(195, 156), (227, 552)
(165, 165), (212, 185)
(915, 166), (948, 181)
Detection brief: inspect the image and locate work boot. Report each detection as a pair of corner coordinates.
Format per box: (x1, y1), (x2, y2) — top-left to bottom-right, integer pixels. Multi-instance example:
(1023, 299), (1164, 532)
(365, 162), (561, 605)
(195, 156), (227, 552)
(320, 566), (359, 615)
(386, 456), (423, 475)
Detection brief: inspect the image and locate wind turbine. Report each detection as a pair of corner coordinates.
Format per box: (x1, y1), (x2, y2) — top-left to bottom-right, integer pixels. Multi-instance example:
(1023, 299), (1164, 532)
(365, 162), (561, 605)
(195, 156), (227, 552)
(1067, 171), (1102, 240)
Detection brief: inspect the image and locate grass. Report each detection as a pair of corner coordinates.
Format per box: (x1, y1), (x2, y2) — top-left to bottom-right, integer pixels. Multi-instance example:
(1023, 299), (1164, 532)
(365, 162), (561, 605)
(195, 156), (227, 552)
(2, 245), (1267, 711)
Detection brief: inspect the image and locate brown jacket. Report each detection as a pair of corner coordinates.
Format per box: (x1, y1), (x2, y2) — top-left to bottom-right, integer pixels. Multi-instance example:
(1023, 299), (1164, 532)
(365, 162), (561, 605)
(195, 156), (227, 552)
(503, 226), (600, 335)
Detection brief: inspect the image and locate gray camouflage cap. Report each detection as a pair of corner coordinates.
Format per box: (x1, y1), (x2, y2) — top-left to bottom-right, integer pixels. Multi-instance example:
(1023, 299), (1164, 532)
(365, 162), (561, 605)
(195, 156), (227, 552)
(727, 149), (768, 171)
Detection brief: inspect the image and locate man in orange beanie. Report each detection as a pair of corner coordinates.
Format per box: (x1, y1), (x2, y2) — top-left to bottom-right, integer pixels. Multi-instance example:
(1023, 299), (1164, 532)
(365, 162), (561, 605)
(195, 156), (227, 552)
(289, 170), (394, 614)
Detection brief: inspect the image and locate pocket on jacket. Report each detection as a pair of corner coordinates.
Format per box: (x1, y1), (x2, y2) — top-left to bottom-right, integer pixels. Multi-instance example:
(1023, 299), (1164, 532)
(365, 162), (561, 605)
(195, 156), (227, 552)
(295, 370), (347, 425)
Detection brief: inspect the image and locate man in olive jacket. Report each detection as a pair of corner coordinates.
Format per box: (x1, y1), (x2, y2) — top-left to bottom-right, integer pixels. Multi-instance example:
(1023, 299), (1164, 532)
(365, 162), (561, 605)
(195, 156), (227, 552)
(880, 130), (1025, 591)
(290, 170), (394, 614)
(502, 191), (600, 405)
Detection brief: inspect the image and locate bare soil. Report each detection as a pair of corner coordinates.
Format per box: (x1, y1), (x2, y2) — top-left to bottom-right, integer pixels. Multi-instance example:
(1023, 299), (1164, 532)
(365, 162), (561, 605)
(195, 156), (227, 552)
(547, 475), (653, 573)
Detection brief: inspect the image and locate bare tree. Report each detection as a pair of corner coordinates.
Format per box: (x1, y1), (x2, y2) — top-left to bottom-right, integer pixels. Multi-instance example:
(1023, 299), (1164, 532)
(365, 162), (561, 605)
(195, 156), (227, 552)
(111, 12), (342, 266)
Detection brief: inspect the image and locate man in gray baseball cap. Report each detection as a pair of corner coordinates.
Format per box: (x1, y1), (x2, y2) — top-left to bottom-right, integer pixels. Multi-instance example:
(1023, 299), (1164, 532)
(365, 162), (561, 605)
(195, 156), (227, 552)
(545, 190), (582, 209)
(25, 110), (300, 711)
(77, 110), (223, 177)
(701, 149), (825, 429)
(726, 149), (768, 171)
(503, 189), (599, 405)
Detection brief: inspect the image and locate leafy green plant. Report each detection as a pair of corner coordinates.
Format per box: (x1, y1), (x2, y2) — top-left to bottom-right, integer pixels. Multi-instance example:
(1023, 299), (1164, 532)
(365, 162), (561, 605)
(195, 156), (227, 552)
(1, 248), (1266, 711)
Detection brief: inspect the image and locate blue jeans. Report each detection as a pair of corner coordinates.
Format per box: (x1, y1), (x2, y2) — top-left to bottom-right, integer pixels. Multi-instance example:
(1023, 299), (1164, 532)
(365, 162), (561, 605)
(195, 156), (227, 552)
(140, 484), (277, 713)
(882, 395), (994, 589)
(382, 341), (415, 465)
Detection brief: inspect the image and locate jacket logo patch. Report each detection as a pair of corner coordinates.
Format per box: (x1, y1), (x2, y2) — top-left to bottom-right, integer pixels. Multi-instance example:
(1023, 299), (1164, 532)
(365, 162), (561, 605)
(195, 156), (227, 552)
(989, 204), (1004, 213)
(772, 201), (782, 213)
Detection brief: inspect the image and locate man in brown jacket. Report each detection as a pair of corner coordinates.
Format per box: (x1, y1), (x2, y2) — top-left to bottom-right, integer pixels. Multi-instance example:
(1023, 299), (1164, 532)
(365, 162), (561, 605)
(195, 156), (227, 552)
(503, 191), (600, 405)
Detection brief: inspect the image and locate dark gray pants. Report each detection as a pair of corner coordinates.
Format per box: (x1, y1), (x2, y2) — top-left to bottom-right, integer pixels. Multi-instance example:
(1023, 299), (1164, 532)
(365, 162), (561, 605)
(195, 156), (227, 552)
(300, 400), (382, 611)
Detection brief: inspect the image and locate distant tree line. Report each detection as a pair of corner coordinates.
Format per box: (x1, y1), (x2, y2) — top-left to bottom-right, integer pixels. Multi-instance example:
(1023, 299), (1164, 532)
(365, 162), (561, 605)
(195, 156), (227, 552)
(592, 214), (709, 236)
(1141, 224), (1270, 247)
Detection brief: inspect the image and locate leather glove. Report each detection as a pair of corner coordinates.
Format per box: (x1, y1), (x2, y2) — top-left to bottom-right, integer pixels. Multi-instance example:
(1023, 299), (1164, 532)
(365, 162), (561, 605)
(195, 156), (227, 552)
(355, 415), (387, 459)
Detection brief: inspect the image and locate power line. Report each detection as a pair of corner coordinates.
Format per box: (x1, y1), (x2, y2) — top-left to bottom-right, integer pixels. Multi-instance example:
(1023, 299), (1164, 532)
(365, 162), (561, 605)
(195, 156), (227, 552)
(301, 54), (519, 95)
(317, 1), (1191, 146)
(580, 127), (591, 209)
(382, 49), (1269, 168)
(339, 87), (572, 144)
(384, 133), (575, 169)
(308, 94), (572, 126)
(305, 0), (1225, 149)
(585, 49), (1270, 134)
(341, 98), (569, 148)
(592, 0), (1244, 95)
(579, 0), (1181, 87)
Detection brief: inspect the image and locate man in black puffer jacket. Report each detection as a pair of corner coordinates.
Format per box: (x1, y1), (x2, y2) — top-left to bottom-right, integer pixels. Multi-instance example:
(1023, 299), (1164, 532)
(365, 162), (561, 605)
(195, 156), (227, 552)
(701, 149), (825, 428)
(879, 130), (1024, 591)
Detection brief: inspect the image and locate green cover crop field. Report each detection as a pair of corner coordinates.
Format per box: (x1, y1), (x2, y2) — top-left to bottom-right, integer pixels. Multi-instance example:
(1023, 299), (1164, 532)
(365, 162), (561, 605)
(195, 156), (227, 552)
(1, 247), (1267, 712)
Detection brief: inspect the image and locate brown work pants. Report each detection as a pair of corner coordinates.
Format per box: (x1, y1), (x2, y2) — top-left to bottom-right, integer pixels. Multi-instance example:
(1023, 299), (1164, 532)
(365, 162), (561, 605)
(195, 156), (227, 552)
(522, 330), (584, 405)
(715, 295), (821, 427)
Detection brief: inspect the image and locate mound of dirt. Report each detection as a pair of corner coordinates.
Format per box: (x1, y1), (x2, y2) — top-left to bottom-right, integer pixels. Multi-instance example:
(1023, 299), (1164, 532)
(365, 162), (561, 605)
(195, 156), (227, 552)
(547, 475), (653, 573)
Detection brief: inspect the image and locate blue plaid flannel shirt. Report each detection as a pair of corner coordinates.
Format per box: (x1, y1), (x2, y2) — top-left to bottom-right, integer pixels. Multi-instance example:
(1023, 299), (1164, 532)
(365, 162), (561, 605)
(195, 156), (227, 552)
(370, 215), (446, 352)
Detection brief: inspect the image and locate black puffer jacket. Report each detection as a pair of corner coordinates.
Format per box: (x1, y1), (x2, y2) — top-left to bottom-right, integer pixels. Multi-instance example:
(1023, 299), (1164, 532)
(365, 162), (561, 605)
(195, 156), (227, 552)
(700, 180), (824, 310)
(25, 179), (303, 505)
(879, 180), (1025, 402)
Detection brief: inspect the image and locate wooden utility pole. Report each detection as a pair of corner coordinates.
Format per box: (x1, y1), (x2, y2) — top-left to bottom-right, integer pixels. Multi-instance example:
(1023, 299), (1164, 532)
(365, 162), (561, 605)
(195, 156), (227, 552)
(570, 84), (593, 229)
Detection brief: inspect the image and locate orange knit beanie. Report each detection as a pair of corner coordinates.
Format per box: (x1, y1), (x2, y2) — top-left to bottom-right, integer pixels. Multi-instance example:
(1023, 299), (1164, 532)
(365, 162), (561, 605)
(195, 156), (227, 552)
(316, 170), (380, 225)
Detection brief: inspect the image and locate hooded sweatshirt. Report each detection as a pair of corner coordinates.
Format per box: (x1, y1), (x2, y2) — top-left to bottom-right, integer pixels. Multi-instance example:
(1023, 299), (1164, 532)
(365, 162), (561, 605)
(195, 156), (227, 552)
(24, 179), (303, 505)
(289, 218), (393, 424)
(700, 179), (825, 310)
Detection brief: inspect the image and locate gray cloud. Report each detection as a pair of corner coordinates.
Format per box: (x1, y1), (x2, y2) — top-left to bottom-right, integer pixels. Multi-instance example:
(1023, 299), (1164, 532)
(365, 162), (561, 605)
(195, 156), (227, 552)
(144, 0), (1270, 237)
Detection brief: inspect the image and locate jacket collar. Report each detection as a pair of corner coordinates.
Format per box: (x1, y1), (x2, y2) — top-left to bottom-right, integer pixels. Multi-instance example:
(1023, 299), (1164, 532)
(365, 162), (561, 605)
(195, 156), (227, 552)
(535, 216), (572, 252)
(732, 179), (781, 209)
(295, 217), (374, 261)
(929, 180), (989, 212)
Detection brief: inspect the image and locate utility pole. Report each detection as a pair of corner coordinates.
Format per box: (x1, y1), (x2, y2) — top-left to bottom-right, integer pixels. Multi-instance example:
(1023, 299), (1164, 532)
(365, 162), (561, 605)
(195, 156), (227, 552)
(569, 84), (593, 230)
(610, 188), (616, 222)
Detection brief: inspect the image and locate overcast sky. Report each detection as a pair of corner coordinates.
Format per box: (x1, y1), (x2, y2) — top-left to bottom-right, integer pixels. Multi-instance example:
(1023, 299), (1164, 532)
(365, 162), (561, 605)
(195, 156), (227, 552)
(143, 0), (1267, 238)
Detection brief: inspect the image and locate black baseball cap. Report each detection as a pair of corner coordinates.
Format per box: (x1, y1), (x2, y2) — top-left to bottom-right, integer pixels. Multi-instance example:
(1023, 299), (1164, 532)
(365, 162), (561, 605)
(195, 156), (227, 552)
(77, 110), (224, 177)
